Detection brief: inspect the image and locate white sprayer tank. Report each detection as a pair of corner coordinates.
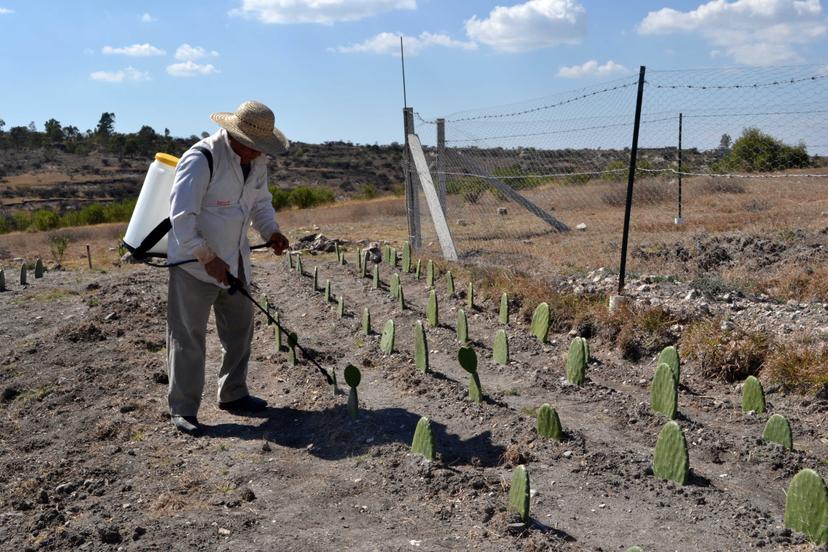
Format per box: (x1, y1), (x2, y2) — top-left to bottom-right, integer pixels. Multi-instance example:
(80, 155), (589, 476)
(123, 153), (179, 257)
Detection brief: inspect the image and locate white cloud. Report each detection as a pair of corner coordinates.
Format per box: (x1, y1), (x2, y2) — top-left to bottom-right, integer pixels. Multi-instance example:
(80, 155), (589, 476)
(0, 7), (14, 14)
(230, 0), (416, 24)
(102, 43), (166, 57)
(141, 13), (157, 23)
(638, 0), (827, 66)
(166, 61), (219, 77)
(558, 59), (631, 78)
(175, 44), (219, 61)
(90, 66), (151, 83)
(332, 31), (477, 56)
(464, 0), (586, 53)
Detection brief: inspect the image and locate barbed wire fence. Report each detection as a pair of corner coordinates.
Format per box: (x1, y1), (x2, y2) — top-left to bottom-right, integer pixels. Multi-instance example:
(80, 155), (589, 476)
(404, 64), (828, 289)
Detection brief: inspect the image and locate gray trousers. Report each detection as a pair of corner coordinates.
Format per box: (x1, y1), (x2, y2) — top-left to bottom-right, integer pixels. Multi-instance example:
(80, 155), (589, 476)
(166, 266), (254, 416)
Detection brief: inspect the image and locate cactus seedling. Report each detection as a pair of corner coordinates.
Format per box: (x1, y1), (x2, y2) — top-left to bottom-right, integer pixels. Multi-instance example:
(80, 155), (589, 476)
(458, 347), (481, 403)
(653, 420), (689, 485)
(390, 273), (400, 298)
(361, 251), (369, 278)
(415, 259), (421, 279)
(296, 254), (303, 275)
(398, 284), (406, 311)
(741, 375), (766, 414)
(658, 345), (680, 386)
(335, 243), (341, 263)
(446, 270), (455, 296)
(372, 265), (380, 289)
(456, 309), (468, 344)
(20, 263), (27, 285)
(402, 242), (412, 273)
(34, 258), (44, 279)
(651, 362), (678, 419)
(274, 312), (283, 351)
(337, 295), (345, 318)
(566, 337), (588, 386)
(493, 329), (509, 365)
(625, 548), (644, 552)
(390, 247), (398, 268)
(262, 295), (272, 325)
(427, 289), (438, 327)
(426, 260), (435, 288)
(344, 364), (361, 420)
(763, 413), (793, 450)
(414, 320), (429, 373)
(0, 269), (5, 292)
(784, 468), (828, 544)
(285, 251), (293, 268)
(287, 332), (298, 367)
(536, 403), (563, 440)
(380, 320), (395, 354)
(467, 282), (474, 310)
(531, 302), (549, 343)
(362, 307), (372, 335)
(508, 465), (530, 524)
(499, 293), (509, 324)
(324, 279), (332, 303)
(410, 416), (435, 460)
(339, 247), (346, 265)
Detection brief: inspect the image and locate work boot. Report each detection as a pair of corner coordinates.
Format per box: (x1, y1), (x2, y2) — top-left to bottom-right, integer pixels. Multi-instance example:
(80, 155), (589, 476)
(171, 415), (203, 437)
(218, 395), (268, 413)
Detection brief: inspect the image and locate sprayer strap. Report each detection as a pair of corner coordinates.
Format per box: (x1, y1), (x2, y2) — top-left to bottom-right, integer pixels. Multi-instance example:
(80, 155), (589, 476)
(192, 146), (213, 179)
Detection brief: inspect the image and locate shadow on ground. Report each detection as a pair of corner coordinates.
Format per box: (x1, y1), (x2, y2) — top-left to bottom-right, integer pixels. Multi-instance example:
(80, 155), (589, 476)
(203, 405), (506, 467)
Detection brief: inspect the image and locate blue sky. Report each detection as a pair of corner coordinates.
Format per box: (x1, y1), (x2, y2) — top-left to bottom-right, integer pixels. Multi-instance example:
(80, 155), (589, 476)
(0, 0), (826, 145)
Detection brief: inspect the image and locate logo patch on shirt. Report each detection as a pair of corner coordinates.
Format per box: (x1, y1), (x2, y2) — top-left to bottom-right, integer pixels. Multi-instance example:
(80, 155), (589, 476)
(215, 199), (232, 208)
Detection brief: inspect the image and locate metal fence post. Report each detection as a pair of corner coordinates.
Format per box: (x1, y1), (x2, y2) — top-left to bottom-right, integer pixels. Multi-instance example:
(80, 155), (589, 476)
(617, 66), (647, 295)
(436, 118), (448, 217)
(676, 112), (683, 225)
(403, 107), (422, 249)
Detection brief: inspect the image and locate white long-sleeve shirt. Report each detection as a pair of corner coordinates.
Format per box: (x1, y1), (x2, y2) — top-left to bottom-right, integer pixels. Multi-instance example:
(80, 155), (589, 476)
(168, 129), (279, 286)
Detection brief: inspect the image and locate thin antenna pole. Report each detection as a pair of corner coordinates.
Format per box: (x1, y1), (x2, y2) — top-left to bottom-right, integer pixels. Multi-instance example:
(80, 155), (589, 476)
(400, 36), (408, 108)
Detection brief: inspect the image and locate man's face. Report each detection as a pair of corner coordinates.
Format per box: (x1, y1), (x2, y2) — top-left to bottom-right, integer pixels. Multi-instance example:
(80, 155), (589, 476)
(228, 134), (263, 163)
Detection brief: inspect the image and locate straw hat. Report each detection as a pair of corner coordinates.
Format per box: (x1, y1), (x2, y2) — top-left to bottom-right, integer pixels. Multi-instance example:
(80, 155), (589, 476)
(210, 100), (289, 156)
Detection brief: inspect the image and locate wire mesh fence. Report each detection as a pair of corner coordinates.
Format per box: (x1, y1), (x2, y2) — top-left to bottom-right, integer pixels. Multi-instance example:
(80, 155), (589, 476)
(407, 64), (828, 285)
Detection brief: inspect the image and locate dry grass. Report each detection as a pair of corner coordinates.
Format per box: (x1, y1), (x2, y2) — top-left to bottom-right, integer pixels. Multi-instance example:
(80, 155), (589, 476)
(760, 265), (828, 302)
(598, 303), (678, 361)
(681, 318), (771, 382)
(763, 343), (828, 394)
(600, 178), (673, 207)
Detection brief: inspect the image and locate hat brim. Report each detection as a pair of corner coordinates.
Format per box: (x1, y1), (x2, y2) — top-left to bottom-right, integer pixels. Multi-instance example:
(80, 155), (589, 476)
(210, 112), (290, 156)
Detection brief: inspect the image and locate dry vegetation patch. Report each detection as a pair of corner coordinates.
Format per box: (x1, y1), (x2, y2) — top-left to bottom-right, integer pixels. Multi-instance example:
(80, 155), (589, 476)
(682, 318), (771, 382)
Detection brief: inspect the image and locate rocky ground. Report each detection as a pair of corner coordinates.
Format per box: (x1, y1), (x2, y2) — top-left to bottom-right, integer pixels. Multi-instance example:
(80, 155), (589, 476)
(0, 243), (826, 551)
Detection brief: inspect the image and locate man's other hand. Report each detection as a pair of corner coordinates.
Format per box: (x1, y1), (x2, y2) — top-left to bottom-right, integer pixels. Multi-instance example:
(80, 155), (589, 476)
(205, 257), (230, 286)
(269, 232), (290, 255)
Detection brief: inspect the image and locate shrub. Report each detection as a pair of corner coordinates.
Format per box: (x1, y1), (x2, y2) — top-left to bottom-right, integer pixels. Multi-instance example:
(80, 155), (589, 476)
(681, 318), (770, 382)
(288, 186), (335, 209)
(714, 127), (809, 173)
(270, 186), (291, 211)
(763, 343), (828, 395)
(32, 209), (60, 231)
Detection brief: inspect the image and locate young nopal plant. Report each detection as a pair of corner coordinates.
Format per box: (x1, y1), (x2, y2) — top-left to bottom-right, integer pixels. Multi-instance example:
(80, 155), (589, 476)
(566, 337), (588, 385)
(658, 345), (680, 386)
(456, 309), (468, 345)
(274, 312), (283, 351)
(493, 329), (509, 365)
(426, 260), (435, 288)
(398, 284), (406, 311)
(295, 254), (303, 275)
(344, 364), (362, 420)
(499, 293), (509, 324)
(536, 403), (563, 440)
(402, 242), (412, 273)
(20, 263), (27, 286)
(741, 375), (766, 414)
(651, 362), (678, 419)
(508, 465), (530, 524)
(312, 267), (319, 292)
(287, 332), (299, 367)
(531, 302), (549, 343)
(324, 279), (332, 303)
(372, 265), (380, 290)
(337, 296), (345, 319)
(411, 416), (435, 461)
(390, 273), (400, 299)
(414, 320), (429, 373)
(784, 468), (828, 544)
(427, 289), (438, 327)
(762, 413), (793, 450)
(446, 270), (455, 296)
(380, 320), (395, 354)
(34, 258), (45, 279)
(0, 269), (5, 292)
(458, 347), (482, 403)
(467, 282), (475, 310)
(362, 307), (372, 335)
(653, 420), (689, 485)
(415, 259), (422, 280)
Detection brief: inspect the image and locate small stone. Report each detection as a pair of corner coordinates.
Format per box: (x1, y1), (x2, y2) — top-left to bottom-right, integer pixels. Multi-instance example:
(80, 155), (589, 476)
(218, 528), (231, 536)
(576, 223), (587, 231)
(132, 526), (146, 541)
(563, 450), (573, 458)
(36, 490), (49, 504)
(497, 207), (508, 215)
(97, 525), (122, 544)
(684, 289), (699, 301)
(457, 219), (467, 226)
(240, 487), (256, 502)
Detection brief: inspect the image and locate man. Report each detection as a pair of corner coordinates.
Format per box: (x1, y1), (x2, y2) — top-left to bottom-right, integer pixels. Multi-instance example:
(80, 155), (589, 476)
(166, 100), (290, 436)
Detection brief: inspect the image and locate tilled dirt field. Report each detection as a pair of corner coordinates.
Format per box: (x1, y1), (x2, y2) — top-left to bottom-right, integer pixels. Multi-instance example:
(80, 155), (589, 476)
(1, 253), (826, 551)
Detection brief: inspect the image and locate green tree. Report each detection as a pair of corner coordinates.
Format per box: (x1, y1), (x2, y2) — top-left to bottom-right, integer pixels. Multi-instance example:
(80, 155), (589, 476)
(96, 112), (116, 137)
(717, 128), (809, 173)
(719, 133), (732, 151)
(44, 118), (64, 142)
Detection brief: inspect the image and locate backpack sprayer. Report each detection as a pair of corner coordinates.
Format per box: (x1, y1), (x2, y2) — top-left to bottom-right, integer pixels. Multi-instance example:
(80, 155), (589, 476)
(122, 152), (333, 385)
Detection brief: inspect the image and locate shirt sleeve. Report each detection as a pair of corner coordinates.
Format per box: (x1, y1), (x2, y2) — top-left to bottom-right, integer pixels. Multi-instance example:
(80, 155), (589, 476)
(249, 167), (280, 242)
(169, 150), (215, 262)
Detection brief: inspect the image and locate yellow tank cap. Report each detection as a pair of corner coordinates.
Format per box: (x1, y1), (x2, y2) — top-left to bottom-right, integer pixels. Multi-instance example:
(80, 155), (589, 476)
(155, 152), (180, 167)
